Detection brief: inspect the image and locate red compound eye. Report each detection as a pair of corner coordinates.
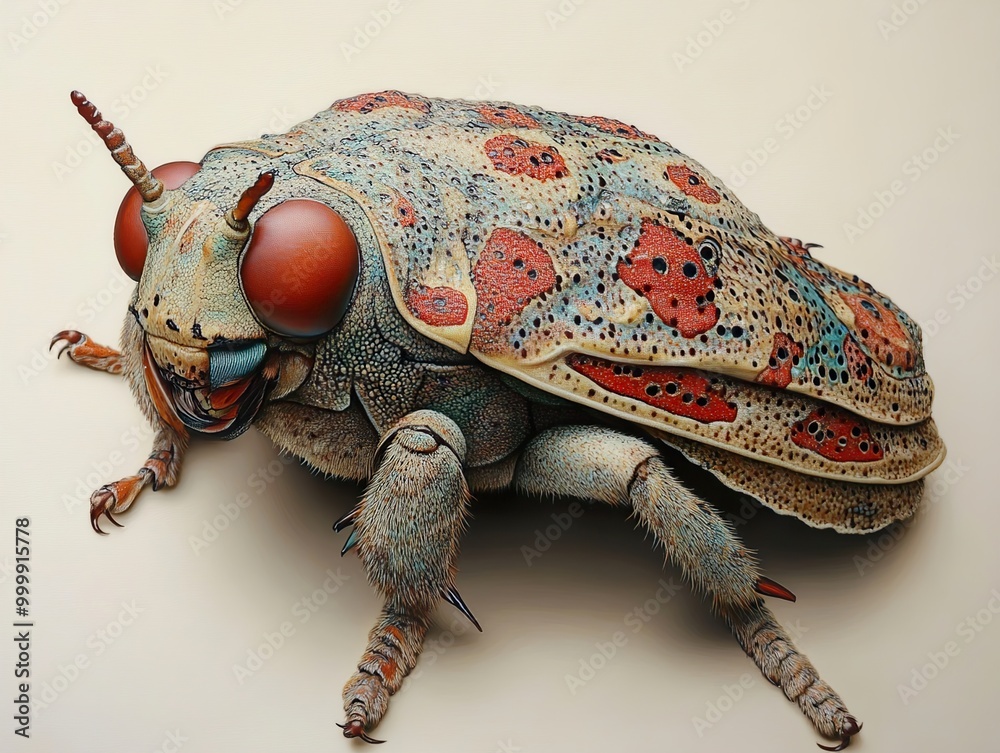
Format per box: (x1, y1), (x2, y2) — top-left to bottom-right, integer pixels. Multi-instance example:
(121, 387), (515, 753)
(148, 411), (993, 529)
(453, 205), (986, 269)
(113, 161), (200, 281)
(240, 200), (360, 338)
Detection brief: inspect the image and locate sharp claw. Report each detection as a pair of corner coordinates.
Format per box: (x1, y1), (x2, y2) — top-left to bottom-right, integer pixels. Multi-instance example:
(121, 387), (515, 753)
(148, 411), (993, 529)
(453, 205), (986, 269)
(755, 576), (796, 602)
(333, 507), (360, 533)
(817, 716), (861, 751)
(816, 739), (849, 751)
(104, 508), (124, 528)
(141, 466), (163, 492)
(91, 488), (121, 535)
(50, 330), (82, 355)
(340, 527), (359, 557)
(443, 585), (483, 632)
(337, 721), (385, 744)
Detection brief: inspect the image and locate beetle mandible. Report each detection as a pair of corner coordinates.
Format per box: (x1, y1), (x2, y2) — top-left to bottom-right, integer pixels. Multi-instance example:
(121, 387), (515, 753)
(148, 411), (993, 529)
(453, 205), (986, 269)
(52, 89), (945, 749)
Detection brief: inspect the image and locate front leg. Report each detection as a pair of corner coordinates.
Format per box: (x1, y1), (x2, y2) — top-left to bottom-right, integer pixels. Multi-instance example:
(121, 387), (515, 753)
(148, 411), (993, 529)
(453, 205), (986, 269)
(50, 330), (123, 374)
(335, 410), (477, 743)
(90, 426), (187, 533)
(51, 324), (189, 532)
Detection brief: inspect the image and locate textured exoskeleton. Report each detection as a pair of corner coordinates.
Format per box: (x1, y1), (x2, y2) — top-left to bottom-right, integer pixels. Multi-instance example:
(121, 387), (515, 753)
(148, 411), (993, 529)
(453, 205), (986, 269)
(52, 89), (945, 749)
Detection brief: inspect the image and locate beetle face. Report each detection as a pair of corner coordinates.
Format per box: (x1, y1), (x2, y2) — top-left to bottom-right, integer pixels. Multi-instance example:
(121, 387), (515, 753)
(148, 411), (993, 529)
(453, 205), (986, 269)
(116, 165), (274, 438)
(77, 84), (362, 440)
(112, 162), (362, 439)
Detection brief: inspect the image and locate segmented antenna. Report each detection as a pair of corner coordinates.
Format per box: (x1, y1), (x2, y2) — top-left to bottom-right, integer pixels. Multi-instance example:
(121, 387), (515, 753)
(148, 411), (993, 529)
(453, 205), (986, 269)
(70, 90), (164, 202)
(227, 171), (276, 229)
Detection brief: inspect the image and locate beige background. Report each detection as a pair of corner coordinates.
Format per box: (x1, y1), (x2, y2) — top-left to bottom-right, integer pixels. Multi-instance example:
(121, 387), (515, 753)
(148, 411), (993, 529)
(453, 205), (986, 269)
(2, 1), (998, 751)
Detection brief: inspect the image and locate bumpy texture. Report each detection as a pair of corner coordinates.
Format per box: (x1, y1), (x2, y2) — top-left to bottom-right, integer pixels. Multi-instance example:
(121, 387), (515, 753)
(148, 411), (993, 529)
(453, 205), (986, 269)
(220, 91), (941, 484)
(657, 432), (926, 533)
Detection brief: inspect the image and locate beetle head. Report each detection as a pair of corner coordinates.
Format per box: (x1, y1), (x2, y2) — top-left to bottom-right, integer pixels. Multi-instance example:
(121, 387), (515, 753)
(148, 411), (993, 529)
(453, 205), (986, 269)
(72, 91), (360, 437)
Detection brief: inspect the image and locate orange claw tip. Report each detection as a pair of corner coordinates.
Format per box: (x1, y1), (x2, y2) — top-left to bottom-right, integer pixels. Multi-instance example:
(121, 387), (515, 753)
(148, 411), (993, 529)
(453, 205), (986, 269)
(755, 576), (797, 602)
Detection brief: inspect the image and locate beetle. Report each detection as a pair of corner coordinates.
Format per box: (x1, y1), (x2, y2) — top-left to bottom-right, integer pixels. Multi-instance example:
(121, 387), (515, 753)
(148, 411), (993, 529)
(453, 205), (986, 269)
(52, 89), (944, 749)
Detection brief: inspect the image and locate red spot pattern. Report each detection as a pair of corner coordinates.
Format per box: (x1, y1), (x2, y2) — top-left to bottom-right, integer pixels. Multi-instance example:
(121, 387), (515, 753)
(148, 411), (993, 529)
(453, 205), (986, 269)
(477, 104), (539, 129)
(617, 220), (720, 338)
(756, 333), (803, 388)
(332, 90), (429, 114)
(791, 407), (884, 462)
(576, 115), (652, 139)
(568, 355), (738, 424)
(842, 335), (872, 382)
(471, 229), (556, 351)
(392, 192), (416, 227)
(484, 135), (567, 181)
(839, 292), (916, 371)
(595, 148), (629, 164)
(406, 285), (468, 327)
(665, 165), (721, 204)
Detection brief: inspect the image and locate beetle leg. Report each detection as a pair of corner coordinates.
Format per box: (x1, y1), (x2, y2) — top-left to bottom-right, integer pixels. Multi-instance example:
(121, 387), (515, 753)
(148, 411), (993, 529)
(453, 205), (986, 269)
(90, 427), (187, 534)
(514, 424), (860, 749)
(50, 330), (124, 375)
(339, 410), (473, 742)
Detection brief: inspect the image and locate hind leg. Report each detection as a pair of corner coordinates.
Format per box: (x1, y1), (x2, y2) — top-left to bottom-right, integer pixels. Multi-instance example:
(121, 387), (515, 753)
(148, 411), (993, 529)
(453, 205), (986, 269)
(514, 424), (860, 750)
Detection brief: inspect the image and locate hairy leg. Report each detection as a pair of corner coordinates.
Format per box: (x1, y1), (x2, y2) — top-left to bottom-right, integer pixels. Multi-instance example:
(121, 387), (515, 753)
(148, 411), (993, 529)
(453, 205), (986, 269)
(335, 410), (477, 743)
(514, 424), (860, 750)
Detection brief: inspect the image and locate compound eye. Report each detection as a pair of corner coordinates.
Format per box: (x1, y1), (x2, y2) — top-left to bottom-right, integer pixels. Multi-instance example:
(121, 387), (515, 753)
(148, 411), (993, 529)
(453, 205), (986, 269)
(113, 161), (200, 281)
(240, 200), (360, 338)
